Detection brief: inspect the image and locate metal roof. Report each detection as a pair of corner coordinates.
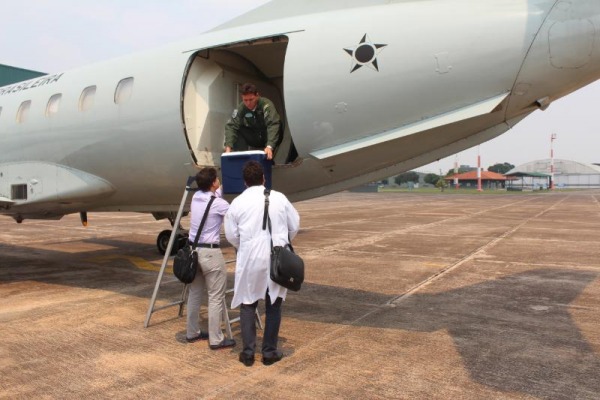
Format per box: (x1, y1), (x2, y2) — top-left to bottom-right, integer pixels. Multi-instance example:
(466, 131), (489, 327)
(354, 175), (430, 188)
(505, 171), (550, 178)
(445, 170), (509, 181)
(0, 64), (46, 87)
(508, 159), (600, 175)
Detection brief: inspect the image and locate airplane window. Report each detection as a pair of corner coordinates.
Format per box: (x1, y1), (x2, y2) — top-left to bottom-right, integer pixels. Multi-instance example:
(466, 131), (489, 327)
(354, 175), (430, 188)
(16, 100), (31, 123)
(46, 94), (62, 117)
(114, 77), (134, 104)
(0, 106), (3, 118)
(79, 86), (97, 112)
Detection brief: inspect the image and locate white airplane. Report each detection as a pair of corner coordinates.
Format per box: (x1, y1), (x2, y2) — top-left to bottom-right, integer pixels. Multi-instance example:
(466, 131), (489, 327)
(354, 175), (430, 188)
(1, 0), (600, 252)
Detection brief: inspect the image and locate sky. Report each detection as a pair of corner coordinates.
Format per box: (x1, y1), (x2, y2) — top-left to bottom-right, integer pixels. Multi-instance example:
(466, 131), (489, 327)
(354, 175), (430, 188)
(2, 0), (600, 174)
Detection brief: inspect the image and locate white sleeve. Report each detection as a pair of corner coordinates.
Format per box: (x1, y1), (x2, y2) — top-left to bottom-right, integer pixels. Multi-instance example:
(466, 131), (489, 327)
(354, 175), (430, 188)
(286, 199), (300, 241)
(224, 205), (240, 249)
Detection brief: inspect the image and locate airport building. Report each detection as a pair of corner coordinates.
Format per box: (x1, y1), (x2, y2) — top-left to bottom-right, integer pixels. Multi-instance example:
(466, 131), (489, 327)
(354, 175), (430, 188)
(444, 170), (509, 189)
(507, 159), (600, 189)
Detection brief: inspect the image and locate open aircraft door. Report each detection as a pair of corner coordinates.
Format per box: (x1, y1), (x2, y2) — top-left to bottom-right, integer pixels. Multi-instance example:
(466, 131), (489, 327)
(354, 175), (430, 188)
(181, 35), (297, 169)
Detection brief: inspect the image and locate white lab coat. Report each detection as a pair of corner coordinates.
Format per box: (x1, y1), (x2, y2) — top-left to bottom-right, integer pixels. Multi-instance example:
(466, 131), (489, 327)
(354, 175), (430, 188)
(225, 185), (300, 308)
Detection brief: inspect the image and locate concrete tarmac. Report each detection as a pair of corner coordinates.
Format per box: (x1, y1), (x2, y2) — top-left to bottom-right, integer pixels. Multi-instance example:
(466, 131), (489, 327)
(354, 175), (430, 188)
(1, 190), (600, 399)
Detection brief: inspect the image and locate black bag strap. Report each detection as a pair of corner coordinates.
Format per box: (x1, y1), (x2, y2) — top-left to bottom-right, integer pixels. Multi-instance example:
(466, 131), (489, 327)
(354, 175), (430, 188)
(262, 189), (271, 230)
(263, 189), (294, 252)
(191, 195), (216, 249)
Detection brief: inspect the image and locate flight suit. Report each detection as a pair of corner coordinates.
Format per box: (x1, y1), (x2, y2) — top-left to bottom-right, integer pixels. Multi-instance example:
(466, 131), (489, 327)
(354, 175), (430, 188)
(224, 97), (283, 152)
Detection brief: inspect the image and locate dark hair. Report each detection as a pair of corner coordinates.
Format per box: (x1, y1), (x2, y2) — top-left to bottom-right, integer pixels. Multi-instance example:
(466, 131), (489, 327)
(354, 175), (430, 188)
(243, 161), (264, 187)
(195, 167), (217, 191)
(241, 83), (258, 95)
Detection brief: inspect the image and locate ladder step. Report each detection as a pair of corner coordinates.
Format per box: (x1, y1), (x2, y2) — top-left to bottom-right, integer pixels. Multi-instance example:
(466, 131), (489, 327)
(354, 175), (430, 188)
(223, 290), (263, 339)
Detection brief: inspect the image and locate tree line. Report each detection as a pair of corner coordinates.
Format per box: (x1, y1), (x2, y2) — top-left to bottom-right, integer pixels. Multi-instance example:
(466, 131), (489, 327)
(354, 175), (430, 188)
(393, 162), (515, 185)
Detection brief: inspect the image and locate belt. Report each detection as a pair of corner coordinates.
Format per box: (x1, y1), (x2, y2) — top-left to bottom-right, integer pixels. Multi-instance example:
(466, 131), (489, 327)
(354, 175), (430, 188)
(189, 242), (220, 249)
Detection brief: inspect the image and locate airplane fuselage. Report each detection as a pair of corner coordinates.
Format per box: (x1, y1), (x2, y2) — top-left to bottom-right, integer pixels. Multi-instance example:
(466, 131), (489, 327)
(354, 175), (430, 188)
(1, 0), (600, 221)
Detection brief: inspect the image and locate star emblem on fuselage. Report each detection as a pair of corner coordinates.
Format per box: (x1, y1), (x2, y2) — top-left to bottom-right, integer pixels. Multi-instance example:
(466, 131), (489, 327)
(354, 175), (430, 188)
(344, 34), (387, 73)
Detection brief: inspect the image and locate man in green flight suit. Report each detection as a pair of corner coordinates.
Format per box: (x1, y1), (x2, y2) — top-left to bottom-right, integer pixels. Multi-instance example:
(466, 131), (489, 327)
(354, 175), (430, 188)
(224, 83), (283, 161)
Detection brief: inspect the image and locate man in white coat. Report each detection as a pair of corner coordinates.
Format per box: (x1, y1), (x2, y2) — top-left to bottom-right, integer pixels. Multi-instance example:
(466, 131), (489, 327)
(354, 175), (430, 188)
(225, 160), (300, 367)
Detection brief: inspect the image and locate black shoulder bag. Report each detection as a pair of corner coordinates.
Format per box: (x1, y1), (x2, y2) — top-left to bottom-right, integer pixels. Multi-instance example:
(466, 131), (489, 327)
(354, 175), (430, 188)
(173, 196), (215, 284)
(263, 189), (304, 291)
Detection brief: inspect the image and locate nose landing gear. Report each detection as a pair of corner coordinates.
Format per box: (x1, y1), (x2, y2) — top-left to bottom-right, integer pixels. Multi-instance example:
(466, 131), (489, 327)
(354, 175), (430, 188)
(154, 212), (189, 255)
(152, 176), (197, 255)
(156, 229), (188, 255)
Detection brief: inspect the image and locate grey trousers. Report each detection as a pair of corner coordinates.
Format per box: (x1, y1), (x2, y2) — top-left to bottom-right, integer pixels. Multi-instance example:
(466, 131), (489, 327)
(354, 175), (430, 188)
(186, 248), (227, 346)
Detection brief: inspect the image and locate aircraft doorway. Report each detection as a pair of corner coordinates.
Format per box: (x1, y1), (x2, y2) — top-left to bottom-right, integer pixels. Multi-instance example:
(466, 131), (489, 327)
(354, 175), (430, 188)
(182, 36), (295, 167)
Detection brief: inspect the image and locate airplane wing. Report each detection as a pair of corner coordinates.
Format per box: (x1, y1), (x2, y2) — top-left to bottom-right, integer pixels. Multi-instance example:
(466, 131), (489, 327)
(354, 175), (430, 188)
(1, 162), (115, 207)
(310, 92), (510, 160)
(0, 196), (14, 208)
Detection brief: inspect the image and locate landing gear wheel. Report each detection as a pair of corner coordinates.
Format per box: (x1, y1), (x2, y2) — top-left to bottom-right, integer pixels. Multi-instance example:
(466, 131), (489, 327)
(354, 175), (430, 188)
(176, 233), (189, 252)
(157, 230), (189, 255)
(157, 229), (176, 255)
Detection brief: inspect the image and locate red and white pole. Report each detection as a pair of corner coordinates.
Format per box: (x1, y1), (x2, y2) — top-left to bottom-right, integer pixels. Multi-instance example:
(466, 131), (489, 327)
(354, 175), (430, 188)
(550, 133), (557, 190)
(477, 146), (482, 191)
(454, 156), (459, 189)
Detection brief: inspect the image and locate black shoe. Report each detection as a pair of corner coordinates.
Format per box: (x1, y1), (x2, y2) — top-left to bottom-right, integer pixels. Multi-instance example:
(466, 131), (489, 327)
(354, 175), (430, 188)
(262, 352), (283, 366)
(238, 353), (255, 367)
(185, 331), (209, 343)
(209, 338), (236, 350)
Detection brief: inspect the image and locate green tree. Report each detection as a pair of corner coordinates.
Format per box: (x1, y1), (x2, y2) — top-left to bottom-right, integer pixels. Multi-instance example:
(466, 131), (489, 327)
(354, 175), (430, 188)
(446, 165), (473, 176)
(424, 173), (440, 185)
(394, 171), (419, 185)
(488, 162), (515, 174)
(435, 178), (448, 192)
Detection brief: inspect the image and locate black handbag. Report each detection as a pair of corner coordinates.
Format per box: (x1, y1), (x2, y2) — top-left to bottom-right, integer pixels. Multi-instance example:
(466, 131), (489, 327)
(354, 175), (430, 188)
(270, 244), (304, 291)
(173, 196), (215, 284)
(263, 190), (304, 291)
(173, 246), (197, 284)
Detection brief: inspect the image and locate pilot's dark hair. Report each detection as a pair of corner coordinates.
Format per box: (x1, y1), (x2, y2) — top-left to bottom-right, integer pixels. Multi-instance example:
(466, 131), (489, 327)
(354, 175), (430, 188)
(243, 161), (264, 187)
(195, 167), (218, 192)
(240, 83), (258, 95)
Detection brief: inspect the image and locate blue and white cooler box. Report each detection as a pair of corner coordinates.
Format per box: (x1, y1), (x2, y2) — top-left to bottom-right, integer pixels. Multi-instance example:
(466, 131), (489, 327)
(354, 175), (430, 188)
(221, 151), (272, 194)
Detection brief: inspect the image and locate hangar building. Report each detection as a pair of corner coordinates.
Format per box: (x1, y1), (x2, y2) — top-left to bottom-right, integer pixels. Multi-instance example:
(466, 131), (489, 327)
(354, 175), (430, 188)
(508, 159), (600, 189)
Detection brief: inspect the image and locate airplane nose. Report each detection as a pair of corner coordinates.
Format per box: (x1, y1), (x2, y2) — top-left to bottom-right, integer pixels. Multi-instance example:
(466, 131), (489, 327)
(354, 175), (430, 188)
(507, 0), (600, 116)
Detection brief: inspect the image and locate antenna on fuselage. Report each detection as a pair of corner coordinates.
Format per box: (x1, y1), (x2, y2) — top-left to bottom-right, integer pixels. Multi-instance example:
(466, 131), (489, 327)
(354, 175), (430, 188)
(80, 212), (88, 227)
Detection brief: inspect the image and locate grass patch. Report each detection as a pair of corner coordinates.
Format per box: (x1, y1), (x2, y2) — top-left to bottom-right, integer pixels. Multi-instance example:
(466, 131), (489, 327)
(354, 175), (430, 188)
(377, 187), (566, 195)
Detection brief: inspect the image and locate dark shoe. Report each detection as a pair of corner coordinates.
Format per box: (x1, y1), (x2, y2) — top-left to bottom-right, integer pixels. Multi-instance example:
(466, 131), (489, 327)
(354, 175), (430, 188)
(238, 353), (255, 367)
(262, 352), (283, 366)
(185, 331), (209, 343)
(209, 338), (236, 350)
